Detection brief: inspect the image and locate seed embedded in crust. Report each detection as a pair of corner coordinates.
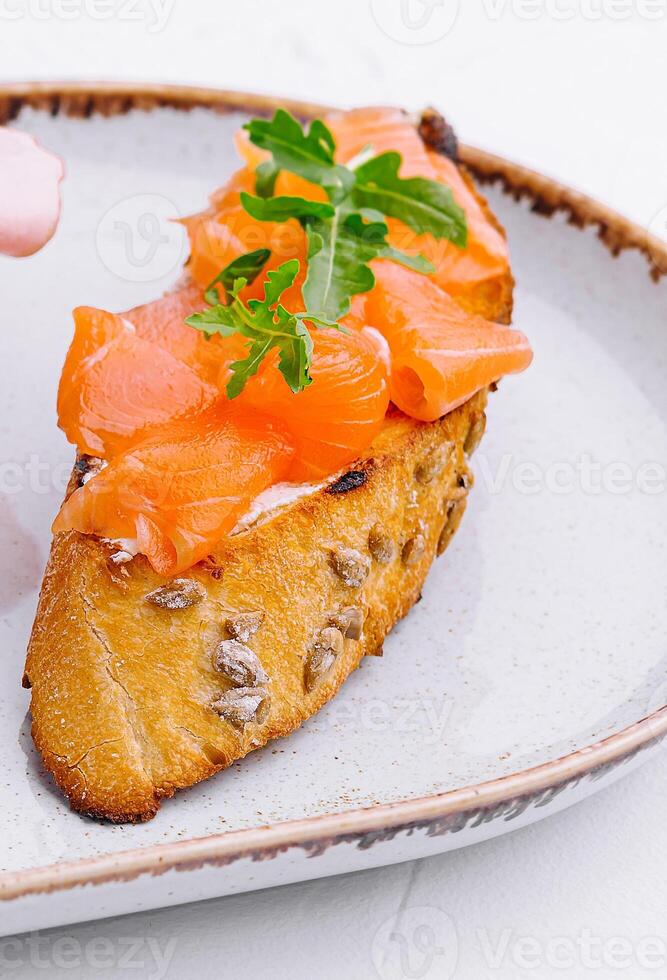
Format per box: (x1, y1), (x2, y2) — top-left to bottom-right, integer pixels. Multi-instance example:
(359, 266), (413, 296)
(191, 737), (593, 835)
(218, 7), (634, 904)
(328, 606), (364, 640)
(464, 412), (486, 456)
(368, 523), (394, 564)
(225, 611), (264, 643)
(214, 639), (269, 688)
(212, 687), (270, 727)
(304, 627), (344, 691)
(145, 578), (206, 610)
(415, 448), (447, 485)
(437, 498), (467, 556)
(402, 534), (426, 567)
(330, 547), (371, 588)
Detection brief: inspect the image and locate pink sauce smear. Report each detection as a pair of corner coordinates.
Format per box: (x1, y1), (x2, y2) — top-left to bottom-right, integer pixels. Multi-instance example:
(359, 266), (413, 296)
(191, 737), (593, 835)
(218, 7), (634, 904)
(0, 128), (64, 257)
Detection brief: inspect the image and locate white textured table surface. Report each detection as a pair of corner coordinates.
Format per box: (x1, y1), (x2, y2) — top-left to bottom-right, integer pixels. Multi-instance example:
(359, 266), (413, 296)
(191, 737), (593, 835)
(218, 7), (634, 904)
(1, 3), (666, 977)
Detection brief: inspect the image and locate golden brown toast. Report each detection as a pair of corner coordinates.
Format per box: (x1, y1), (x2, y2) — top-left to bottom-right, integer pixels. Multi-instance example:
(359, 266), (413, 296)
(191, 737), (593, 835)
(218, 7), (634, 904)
(24, 110), (513, 822)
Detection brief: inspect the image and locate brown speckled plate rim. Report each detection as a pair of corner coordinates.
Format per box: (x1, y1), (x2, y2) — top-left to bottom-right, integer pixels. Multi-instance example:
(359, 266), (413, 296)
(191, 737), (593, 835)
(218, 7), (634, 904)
(1, 81), (665, 903)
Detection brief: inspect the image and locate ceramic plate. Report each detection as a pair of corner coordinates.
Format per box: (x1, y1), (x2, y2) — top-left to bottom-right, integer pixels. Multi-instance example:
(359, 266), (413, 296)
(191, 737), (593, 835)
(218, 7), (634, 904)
(0, 84), (665, 937)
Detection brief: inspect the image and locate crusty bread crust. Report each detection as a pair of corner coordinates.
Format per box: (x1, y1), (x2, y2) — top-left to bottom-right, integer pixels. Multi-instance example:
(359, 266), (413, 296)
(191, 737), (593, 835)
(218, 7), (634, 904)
(25, 399), (487, 822)
(24, 110), (514, 822)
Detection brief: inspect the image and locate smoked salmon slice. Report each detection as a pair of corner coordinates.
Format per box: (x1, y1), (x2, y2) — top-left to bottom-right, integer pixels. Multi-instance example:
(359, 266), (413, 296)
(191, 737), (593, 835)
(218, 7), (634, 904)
(54, 106), (531, 577)
(365, 262), (532, 422)
(325, 106), (510, 305)
(232, 107), (509, 313)
(53, 405), (294, 576)
(183, 166), (309, 312)
(57, 307), (218, 458)
(236, 315), (390, 481)
(188, 215), (307, 313)
(125, 281), (227, 384)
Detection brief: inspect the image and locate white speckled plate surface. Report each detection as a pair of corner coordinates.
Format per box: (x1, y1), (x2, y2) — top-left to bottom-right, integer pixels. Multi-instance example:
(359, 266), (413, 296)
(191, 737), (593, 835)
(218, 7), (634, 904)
(0, 87), (665, 936)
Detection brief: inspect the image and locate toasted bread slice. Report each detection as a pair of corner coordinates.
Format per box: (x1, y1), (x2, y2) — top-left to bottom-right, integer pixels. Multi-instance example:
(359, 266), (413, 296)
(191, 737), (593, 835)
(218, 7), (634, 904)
(24, 110), (513, 822)
(25, 399), (487, 822)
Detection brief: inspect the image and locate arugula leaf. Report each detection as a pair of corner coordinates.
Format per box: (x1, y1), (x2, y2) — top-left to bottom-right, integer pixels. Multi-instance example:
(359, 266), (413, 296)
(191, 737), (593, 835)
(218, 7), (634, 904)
(203, 247), (271, 305)
(244, 109), (353, 202)
(304, 211), (433, 318)
(241, 111), (464, 318)
(188, 112), (469, 387)
(353, 152), (467, 247)
(237, 196), (434, 319)
(227, 308), (312, 399)
(186, 305), (239, 333)
(186, 258), (341, 398)
(302, 211), (377, 319)
(240, 192), (335, 222)
(375, 244), (434, 274)
(255, 159), (279, 198)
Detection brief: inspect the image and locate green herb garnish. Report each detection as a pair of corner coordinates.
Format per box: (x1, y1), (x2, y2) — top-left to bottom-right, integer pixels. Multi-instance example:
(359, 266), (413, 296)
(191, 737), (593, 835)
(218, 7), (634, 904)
(186, 258), (340, 398)
(241, 109), (467, 319)
(245, 110), (354, 203)
(203, 247), (271, 306)
(240, 194), (335, 223)
(186, 110), (468, 396)
(352, 152), (467, 244)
